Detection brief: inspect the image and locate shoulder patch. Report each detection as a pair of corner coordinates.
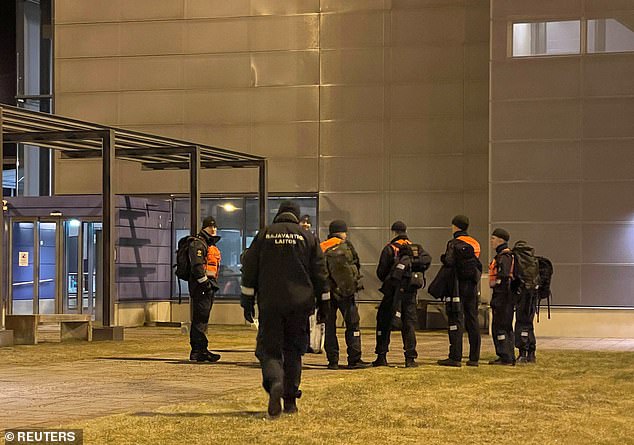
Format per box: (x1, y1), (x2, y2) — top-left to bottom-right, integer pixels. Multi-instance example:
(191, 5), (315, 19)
(196, 249), (203, 257)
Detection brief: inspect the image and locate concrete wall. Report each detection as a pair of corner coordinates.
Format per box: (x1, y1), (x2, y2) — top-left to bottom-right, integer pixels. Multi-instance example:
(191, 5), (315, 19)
(490, 0), (634, 308)
(53, 0), (491, 302)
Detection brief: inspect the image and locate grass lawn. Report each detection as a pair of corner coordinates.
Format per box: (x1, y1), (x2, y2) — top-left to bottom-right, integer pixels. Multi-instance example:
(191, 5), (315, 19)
(69, 342), (634, 444)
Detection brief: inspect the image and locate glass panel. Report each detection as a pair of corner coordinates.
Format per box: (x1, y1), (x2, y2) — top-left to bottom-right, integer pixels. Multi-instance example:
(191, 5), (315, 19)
(38, 221), (56, 314)
(83, 222), (101, 317)
(173, 196), (318, 299)
(512, 21), (581, 57)
(588, 18), (634, 53)
(12, 222), (35, 314)
(63, 219), (81, 313)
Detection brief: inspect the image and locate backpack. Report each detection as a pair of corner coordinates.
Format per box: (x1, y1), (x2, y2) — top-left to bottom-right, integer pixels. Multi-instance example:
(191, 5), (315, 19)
(174, 235), (206, 302)
(324, 241), (360, 297)
(536, 256), (554, 320)
(511, 240), (540, 290)
(391, 242), (432, 290)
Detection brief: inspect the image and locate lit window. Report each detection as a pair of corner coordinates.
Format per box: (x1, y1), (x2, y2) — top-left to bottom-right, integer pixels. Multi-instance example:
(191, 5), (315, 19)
(588, 18), (634, 53)
(512, 20), (581, 57)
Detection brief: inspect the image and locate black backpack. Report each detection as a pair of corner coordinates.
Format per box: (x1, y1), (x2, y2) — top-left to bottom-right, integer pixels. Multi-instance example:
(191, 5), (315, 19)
(174, 235), (205, 302)
(391, 242), (432, 290)
(512, 240), (540, 290)
(536, 256), (554, 320)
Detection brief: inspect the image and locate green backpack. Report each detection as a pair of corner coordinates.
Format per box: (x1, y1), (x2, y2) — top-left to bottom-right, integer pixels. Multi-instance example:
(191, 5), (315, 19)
(512, 240), (540, 290)
(324, 242), (360, 297)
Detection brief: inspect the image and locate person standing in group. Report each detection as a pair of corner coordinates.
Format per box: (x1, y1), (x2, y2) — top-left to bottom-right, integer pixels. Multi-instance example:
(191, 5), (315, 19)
(374, 221), (431, 368)
(188, 216), (222, 363)
(320, 219), (369, 370)
(241, 201), (329, 418)
(438, 215), (482, 367)
(488, 228), (516, 366)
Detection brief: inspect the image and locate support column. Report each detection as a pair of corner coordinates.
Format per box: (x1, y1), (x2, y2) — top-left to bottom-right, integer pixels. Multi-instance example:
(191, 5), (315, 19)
(0, 108), (4, 331)
(258, 159), (268, 229)
(189, 146), (200, 235)
(102, 130), (116, 327)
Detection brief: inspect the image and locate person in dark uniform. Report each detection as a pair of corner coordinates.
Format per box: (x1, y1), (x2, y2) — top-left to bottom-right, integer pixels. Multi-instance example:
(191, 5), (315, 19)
(321, 220), (369, 370)
(241, 201), (329, 418)
(438, 215), (482, 367)
(374, 221), (422, 368)
(488, 228), (516, 366)
(299, 214), (312, 232)
(516, 274), (538, 365)
(188, 216), (222, 362)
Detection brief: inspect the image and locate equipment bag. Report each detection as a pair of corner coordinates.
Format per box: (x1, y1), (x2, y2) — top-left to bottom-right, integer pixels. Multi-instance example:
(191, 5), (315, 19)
(307, 311), (325, 354)
(174, 235), (205, 303)
(324, 242), (360, 297)
(536, 256), (554, 320)
(511, 240), (540, 291)
(390, 242), (432, 290)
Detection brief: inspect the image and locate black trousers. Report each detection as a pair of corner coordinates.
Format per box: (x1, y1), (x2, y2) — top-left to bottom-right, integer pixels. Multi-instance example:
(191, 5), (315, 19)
(325, 293), (362, 365)
(445, 280), (481, 362)
(375, 290), (418, 360)
(256, 308), (310, 400)
(515, 289), (537, 353)
(189, 283), (215, 352)
(491, 291), (515, 362)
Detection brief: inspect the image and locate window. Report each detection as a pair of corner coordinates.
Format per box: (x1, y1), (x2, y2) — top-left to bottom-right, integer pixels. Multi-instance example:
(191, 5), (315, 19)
(587, 18), (634, 53)
(512, 20), (581, 57)
(173, 195), (318, 300)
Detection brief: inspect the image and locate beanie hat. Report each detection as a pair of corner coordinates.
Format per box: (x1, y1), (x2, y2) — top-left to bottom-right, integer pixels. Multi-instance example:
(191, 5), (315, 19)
(300, 215), (311, 224)
(276, 200), (300, 219)
(202, 216), (217, 229)
(391, 221), (407, 232)
(329, 219), (348, 234)
(492, 228), (510, 242)
(451, 215), (469, 231)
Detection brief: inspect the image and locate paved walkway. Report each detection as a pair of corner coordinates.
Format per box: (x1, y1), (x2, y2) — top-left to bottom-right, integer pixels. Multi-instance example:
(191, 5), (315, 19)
(0, 327), (632, 429)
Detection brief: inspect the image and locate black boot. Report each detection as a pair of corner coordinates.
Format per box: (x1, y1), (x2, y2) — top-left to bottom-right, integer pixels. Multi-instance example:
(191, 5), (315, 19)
(372, 354), (388, 367)
(267, 382), (283, 418)
(527, 351), (536, 364)
(517, 350), (528, 365)
(283, 398), (298, 414)
(348, 359), (371, 369)
(190, 350), (221, 362)
(437, 358), (462, 367)
(405, 358), (418, 368)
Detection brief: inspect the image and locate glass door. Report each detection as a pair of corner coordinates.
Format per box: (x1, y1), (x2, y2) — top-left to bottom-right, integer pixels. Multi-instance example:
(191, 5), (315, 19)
(82, 222), (102, 319)
(62, 219), (81, 314)
(38, 221), (57, 314)
(11, 221), (35, 314)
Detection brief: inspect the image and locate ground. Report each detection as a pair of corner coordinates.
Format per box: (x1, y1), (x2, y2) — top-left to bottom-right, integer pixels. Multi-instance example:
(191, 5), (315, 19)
(1, 326), (633, 445)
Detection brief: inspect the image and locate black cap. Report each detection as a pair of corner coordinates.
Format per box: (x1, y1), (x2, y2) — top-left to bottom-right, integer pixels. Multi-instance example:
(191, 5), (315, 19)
(329, 219), (348, 234)
(492, 228), (510, 242)
(451, 215), (469, 231)
(276, 200), (300, 219)
(391, 221), (407, 232)
(202, 216), (217, 229)
(300, 214), (311, 224)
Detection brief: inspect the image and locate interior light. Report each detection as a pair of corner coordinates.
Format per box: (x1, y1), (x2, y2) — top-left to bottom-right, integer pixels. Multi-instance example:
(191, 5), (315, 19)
(49, 210), (63, 217)
(69, 219), (81, 228)
(221, 203), (239, 212)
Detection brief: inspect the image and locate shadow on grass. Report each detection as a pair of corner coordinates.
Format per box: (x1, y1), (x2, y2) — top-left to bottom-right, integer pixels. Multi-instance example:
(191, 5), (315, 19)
(96, 357), (261, 368)
(133, 410), (266, 419)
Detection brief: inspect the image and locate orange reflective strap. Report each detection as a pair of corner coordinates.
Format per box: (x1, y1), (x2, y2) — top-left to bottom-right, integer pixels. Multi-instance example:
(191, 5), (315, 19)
(488, 259), (497, 288)
(457, 236), (481, 258)
(320, 236), (343, 253)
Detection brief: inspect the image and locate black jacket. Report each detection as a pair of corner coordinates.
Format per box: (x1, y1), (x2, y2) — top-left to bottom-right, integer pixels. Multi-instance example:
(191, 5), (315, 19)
(188, 230), (221, 289)
(241, 212), (329, 313)
(441, 231), (482, 284)
(490, 243), (514, 304)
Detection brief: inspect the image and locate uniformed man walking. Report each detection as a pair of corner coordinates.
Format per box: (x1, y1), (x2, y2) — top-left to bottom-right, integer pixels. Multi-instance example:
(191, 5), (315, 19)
(188, 216), (222, 362)
(241, 201), (329, 418)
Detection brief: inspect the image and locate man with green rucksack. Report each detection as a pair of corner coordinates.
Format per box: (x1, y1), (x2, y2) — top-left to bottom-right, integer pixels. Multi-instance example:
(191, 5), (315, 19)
(320, 220), (370, 370)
